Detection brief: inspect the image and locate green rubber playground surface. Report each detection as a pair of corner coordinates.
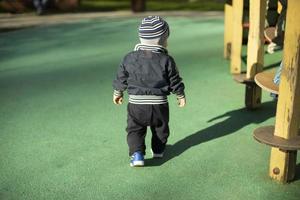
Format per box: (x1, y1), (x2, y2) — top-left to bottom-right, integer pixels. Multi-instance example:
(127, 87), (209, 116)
(0, 16), (299, 200)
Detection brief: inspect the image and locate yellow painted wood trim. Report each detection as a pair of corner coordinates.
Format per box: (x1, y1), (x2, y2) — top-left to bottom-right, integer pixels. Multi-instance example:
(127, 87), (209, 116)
(230, 0), (243, 74)
(224, 3), (233, 59)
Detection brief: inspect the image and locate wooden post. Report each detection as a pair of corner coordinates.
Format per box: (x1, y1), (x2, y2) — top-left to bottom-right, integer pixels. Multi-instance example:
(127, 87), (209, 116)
(269, 0), (300, 182)
(224, 0), (233, 59)
(131, 0), (146, 12)
(230, 0), (244, 74)
(244, 0), (266, 109)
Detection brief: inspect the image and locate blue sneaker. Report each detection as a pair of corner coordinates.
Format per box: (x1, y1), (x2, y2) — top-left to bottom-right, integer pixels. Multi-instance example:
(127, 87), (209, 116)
(130, 152), (144, 167)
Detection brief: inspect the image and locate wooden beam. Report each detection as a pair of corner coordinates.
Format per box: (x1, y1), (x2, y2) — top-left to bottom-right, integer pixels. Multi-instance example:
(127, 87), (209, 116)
(246, 0), (266, 79)
(230, 0), (244, 74)
(244, 0), (266, 109)
(224, 0), (233, 59)
(269, 0), (300, 183)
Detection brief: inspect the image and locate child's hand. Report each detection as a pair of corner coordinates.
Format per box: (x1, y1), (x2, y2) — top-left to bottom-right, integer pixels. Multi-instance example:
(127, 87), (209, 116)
(113, 95), (123, 105)
(178, 97), (186, 107)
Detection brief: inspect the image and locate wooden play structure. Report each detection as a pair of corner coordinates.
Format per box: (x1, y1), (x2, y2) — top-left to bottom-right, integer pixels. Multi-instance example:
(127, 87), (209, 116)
(225, 0), (300, 183)
(223, 0), (249, 62)
(225, 0), (265, 109)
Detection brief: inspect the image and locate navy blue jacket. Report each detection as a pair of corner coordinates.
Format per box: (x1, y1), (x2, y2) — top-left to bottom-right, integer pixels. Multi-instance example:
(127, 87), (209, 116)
(113, 49), (185, 100)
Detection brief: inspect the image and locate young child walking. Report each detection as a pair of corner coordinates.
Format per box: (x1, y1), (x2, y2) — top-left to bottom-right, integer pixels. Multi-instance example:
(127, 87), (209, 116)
(112, 16), (186, 167)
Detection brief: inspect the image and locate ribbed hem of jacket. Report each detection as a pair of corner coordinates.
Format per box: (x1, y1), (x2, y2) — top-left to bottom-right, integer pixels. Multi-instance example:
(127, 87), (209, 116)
(114, 90), (123, 97)
(129, 95), (168, 105)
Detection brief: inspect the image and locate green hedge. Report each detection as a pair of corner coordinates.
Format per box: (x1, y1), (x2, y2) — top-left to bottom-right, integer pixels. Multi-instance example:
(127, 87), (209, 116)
(80, 0), (224, 11)
(0, 0), (224, 13)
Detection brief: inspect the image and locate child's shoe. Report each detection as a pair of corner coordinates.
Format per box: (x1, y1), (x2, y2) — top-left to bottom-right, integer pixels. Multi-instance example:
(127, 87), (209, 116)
(270, 93), (278, 101)
(151, 149), (164, 158)
(130, 152), (144, 167)
(267, 42), (282, 54)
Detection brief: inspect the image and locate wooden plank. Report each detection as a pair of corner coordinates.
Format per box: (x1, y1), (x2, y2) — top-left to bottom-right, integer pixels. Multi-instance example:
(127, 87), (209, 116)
(254, 70), (279, 94)
(246, 0), (266, 79)
(253, 126), (300, 151)
(224, 1), (233, 59)
(244, 0), (266, 109)
(232, 74), (253, 84)
(230, 0), (244, 74)
(269, 0), (300, 183)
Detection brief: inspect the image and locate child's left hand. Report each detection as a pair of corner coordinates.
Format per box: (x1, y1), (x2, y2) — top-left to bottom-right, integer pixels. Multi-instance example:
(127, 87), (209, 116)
(113, 95), (123, 105)
(178, 97), (186, 107)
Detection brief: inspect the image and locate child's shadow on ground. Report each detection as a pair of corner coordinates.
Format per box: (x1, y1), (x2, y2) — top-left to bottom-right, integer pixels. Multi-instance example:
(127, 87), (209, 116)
(145, 101), (277, 167)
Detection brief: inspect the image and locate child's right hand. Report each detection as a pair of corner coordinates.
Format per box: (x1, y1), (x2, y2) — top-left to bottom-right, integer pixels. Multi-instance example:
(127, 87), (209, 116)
(178, 97), (186, 107)
(113, 95), (123, 105)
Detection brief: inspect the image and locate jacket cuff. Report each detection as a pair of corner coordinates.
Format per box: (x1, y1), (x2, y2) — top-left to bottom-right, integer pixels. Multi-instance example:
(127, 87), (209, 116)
(176, 92), (185, 99)
(114, 90), (123, 97)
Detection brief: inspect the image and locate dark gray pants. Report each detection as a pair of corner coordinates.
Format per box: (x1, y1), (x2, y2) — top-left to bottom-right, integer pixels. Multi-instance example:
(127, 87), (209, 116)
(126, 103), (170, 156)
(266, 0), (287, 46)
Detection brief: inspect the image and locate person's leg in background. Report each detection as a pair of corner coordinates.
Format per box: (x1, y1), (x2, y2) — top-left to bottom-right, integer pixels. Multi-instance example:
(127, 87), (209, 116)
(272, 0), (287, 46)
(273, 61), (283, 85)
(267, 0), (287, 53)
(33, 0), (49, 15)
(266, 0), (279, 28)
(270, 61), (283, 100)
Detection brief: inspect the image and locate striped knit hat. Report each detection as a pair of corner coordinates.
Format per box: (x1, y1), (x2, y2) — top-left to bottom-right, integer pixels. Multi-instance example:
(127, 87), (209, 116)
(138, 16), (169, 39)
